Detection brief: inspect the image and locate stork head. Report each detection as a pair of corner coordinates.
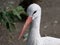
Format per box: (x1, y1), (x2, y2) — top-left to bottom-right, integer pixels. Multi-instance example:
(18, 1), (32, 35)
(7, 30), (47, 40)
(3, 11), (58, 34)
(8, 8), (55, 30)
(27, 3), (41, 20)
(18, 3), (41, 39)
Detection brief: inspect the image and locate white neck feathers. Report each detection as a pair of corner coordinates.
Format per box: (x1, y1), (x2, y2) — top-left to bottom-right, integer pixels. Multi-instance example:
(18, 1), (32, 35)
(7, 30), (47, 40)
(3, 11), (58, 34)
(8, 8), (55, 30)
(29, 11), (41, 38)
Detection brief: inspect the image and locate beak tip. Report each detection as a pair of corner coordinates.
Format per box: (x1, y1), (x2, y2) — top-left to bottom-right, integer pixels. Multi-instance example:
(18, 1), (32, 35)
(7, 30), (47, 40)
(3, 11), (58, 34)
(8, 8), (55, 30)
(18, 36), (21, 40)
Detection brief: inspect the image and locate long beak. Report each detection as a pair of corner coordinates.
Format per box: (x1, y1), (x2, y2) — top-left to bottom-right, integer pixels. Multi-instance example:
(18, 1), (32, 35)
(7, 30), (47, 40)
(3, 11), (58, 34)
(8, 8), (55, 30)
(18, 16), (32, 40)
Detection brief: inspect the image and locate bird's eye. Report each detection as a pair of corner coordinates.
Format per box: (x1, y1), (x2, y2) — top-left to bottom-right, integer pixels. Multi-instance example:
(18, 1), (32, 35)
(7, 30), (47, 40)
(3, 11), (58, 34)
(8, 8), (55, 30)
(33, 11), (37, 15)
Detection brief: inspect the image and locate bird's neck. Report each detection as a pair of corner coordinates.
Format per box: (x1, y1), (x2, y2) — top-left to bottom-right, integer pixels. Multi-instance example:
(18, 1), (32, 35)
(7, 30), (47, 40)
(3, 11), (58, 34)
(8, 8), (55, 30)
(29, 13), (41, 38)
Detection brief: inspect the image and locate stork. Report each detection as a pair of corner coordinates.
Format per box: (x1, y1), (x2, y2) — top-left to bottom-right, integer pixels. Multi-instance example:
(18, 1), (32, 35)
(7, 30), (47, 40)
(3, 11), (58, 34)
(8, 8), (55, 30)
(18, 3), (60, 45)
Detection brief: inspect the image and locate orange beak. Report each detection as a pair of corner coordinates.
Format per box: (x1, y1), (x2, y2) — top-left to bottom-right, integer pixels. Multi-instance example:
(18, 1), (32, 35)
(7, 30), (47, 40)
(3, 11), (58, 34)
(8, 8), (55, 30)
(18, 16), (32, 40)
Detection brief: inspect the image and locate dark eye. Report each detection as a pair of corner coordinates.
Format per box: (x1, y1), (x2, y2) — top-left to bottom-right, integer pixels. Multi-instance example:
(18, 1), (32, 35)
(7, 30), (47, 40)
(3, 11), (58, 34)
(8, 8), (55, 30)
(33, 11), (37, 15)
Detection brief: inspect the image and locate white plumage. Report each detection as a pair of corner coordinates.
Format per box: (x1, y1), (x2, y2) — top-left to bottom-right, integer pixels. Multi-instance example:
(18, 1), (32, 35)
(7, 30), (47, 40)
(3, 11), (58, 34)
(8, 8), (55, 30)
(19, 3), (60, 45)
(26, 3), (60, 45)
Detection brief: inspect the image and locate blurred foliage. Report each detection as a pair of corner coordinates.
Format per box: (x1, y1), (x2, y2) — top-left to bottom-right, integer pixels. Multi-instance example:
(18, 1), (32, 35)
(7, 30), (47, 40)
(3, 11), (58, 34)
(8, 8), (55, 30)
(0, 4), (27, 32)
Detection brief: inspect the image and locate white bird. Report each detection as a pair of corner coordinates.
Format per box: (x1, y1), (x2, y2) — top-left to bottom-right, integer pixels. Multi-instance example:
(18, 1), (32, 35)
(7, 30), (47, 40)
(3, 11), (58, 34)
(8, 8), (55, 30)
(18, 3), (60, 45)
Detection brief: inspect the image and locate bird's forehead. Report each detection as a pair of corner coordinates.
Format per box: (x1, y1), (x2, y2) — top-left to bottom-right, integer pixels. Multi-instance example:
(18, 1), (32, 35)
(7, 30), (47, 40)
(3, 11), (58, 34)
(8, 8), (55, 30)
(27, 3), (40, 11)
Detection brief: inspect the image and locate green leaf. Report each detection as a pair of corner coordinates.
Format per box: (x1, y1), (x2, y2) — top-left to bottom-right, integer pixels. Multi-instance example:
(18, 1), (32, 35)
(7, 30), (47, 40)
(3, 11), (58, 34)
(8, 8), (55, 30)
(0, 5), (27, 32)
